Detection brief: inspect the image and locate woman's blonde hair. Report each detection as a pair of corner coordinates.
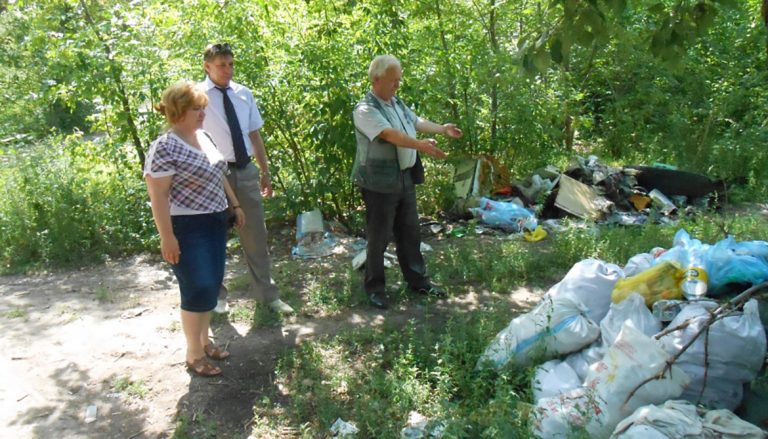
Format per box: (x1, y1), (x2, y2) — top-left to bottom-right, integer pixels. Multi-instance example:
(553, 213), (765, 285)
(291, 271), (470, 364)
(154, 80), (208, 124)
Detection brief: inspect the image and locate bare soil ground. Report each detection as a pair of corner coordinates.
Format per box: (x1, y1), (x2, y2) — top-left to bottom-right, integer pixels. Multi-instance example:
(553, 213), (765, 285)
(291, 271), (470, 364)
(0, 229), (542, 439)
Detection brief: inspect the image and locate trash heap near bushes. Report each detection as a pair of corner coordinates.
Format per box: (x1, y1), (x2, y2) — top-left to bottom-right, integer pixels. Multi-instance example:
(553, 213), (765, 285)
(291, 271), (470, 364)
(456, 155), (724, 233)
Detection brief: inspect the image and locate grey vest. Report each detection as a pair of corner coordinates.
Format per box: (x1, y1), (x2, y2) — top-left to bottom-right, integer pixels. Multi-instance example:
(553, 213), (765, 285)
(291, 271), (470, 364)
(350, 92), (424, 193)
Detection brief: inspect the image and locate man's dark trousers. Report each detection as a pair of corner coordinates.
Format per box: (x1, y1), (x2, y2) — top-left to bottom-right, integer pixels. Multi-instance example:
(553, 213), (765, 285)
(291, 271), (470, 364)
(361, 170), (430, 295)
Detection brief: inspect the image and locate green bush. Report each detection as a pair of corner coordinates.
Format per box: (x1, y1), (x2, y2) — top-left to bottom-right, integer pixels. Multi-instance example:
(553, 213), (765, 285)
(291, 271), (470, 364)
(0, 135), (155, 273)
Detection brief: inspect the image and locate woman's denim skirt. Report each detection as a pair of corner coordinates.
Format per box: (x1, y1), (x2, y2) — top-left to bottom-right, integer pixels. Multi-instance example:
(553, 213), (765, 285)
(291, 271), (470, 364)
(170, 211), (227, 312)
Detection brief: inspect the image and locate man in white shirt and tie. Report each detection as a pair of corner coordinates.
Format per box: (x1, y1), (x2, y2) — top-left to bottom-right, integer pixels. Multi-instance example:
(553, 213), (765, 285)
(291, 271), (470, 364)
(199, 42), (294, 315)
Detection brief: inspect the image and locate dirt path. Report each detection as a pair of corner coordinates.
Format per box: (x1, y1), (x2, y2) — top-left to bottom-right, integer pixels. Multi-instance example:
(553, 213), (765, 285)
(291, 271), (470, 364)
(0, 240), (541, 438)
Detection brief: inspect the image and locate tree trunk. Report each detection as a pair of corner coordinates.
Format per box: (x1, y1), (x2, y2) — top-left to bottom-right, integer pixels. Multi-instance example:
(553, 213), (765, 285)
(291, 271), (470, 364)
(488, 0), (499, 150)
(79, 0), (145, 166)
(434, 0), (459, 122)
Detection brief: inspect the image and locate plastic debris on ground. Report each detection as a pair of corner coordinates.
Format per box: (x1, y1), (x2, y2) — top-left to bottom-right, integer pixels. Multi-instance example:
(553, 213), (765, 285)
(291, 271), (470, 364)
(400, 411), (445, 438)
(292, 209), (337, 258)
(84, 405), (97, 424)
(469, 197), (537, 232)
(330, 418), (359, 437)
(452, 154), (724, 234)
(351, 246), (396, 270)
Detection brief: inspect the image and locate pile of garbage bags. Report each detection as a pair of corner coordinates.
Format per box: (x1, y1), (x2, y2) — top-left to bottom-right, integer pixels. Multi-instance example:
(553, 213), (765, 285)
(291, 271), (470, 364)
(476, 229), (768, 438)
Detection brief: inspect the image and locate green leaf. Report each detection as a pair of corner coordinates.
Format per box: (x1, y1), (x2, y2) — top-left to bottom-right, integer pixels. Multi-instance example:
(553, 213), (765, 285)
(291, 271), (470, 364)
(603, 0), (627, 15)
(648, 2), (666, 16)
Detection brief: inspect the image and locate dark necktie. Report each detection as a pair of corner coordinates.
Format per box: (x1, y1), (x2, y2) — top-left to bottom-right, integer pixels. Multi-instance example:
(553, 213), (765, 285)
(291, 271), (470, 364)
(216, 86), (250, 168)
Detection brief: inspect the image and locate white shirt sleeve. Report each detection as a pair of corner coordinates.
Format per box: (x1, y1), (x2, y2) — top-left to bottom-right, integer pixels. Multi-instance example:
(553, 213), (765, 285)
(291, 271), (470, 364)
(353, 102), (393, 142)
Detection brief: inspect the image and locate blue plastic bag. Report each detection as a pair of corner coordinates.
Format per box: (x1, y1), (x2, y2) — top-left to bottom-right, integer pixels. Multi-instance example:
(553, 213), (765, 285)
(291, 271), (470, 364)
(469, 197), (537, 232)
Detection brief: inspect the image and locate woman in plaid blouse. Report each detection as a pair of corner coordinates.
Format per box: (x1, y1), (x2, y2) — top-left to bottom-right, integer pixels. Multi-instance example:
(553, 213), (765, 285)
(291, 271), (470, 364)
(144, 81), (245, 377)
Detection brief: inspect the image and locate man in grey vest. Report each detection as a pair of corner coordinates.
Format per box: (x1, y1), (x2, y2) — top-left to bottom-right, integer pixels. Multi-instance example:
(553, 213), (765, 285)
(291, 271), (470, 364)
(351, 55), (463, 309)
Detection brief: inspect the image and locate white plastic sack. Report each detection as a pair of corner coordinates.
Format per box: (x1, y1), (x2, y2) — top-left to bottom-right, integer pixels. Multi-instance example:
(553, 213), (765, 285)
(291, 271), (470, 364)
(533, 324), (690, 438)
(546, 258), (624, 324)
(600, 293), (661, 347)
(532, 386), (610, 438)
(611, 400), (766, 439)
(477, 292), (600, 369)
(611, 400), (703, 438)
(658, 299), (767, 410)
(623, 253), (655, 278)
(532, 360), (582, 403)
(563, 341), (605, 382)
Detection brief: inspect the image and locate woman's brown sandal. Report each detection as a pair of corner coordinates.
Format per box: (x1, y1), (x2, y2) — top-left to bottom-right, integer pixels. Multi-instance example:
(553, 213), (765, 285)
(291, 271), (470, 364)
(203, 343), (230, 360)
(186, 357), (222, 377)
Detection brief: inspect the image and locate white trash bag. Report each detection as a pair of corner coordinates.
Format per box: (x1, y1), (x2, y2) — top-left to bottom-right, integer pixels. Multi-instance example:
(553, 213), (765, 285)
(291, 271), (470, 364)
(611, 399), (766, 439)
(545, 258), (624, 324)
(658, 299), (767, 410)
(563, 340), (605, 383)
(477, 292), (600, 369)
(600, 293), (661, 347)
(532, 359), (582, 403)
(533, 324), (690, 438)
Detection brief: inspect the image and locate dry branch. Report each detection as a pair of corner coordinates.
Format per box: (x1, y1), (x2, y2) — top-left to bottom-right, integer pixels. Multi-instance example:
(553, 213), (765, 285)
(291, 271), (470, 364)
(623, 281), (768, 406)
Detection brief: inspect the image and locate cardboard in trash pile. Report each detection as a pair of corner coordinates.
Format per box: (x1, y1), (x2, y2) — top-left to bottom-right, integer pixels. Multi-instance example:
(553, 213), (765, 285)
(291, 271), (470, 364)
(453, 155), (510, 199)
(555, 174), (613, 220)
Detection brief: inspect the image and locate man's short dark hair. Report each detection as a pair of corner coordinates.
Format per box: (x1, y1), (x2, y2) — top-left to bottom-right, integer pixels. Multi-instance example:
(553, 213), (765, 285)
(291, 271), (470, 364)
(204, 43), (234, 61)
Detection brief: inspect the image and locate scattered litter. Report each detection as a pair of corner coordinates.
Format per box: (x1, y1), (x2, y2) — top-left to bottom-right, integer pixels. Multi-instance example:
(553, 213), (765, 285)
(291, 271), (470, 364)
(469, 197), (537, 232)
(292, 209), (336, 259)
(420, 242), (433, 252)
(429, 224), (443, 234)
(523, 225), (547, 242)
(648, 189), (677, 215)
(84, 405), (97, 424)
(400, 411), (445, 438)
(329, 418), (359, 437)
(120, 308), (150, 319)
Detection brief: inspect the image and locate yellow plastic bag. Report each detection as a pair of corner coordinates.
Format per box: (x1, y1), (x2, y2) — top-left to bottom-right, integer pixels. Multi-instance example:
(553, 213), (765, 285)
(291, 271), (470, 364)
(611, 261), (684, 306)
(524, 226), (548, 242)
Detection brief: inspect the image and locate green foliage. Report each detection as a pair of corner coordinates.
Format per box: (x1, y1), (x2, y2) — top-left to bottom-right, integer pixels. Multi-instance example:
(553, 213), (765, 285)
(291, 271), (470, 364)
(1, 0), (767, 270)
(0, 135), (155, 273)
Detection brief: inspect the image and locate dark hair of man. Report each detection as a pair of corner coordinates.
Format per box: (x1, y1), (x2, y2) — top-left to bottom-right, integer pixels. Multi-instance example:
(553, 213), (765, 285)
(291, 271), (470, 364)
(204, 43), (234, 61)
